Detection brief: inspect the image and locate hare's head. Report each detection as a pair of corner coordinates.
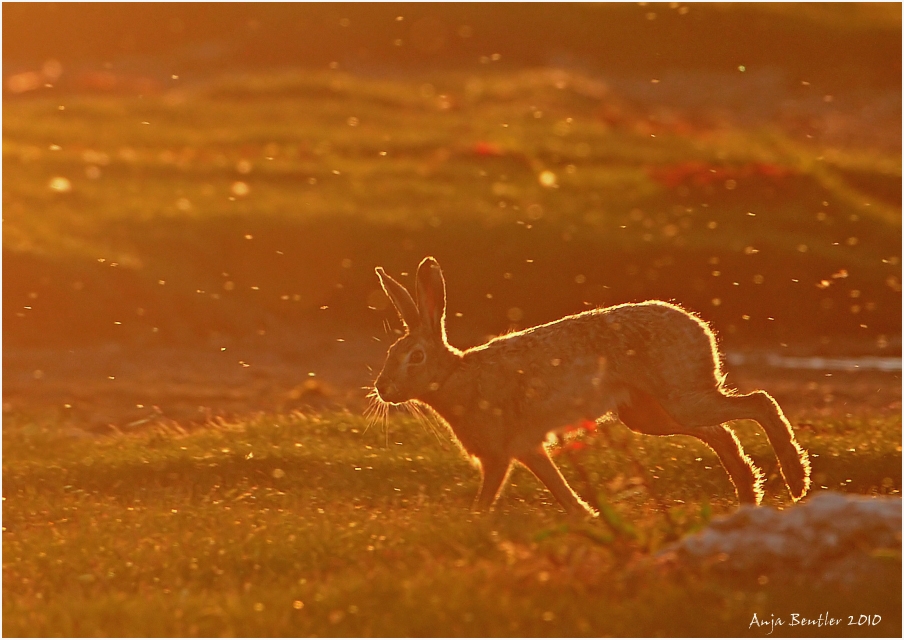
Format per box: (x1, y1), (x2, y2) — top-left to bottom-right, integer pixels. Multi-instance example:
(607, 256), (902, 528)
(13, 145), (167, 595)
(373, 257), (458, 404)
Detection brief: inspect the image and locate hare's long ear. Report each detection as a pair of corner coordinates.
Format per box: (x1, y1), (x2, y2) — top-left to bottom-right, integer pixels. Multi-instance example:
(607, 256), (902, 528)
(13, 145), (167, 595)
(376, 267), (419, 330)
(415, 256), (446, 340)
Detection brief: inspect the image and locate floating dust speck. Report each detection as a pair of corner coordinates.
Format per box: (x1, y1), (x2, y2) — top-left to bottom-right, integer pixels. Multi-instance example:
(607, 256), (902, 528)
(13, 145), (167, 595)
(526, 203), (544, 220)
(48, 176), (71, 192)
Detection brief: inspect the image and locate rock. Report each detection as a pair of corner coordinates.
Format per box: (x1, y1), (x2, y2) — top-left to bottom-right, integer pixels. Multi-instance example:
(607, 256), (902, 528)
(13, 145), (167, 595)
(660, 492), (901, 585)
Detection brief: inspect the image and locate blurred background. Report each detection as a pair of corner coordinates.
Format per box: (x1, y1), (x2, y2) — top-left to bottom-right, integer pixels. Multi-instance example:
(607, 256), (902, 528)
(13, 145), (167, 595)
(3, 2), (901, 429)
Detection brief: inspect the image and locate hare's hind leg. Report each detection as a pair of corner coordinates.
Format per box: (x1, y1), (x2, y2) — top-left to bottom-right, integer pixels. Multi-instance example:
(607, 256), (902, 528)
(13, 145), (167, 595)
(692, 425), (764, 504)
(617, 389), (763, 504)
(666, 390), (810, 501)
(517, 448), (598, 517)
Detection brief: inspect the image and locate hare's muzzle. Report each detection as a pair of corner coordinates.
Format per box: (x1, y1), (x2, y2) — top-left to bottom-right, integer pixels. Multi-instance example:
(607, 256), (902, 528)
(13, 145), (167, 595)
(374, 381), (403, 404)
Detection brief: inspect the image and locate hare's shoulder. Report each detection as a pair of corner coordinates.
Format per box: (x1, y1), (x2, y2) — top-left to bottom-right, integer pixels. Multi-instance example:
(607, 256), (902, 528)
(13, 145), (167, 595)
(460, 308), (614, 365)
(470, 309), (601, 350)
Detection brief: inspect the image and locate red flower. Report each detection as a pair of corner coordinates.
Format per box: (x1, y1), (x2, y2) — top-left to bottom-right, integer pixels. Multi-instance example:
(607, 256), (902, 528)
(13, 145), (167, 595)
(473, 141), (503, 157)
(562, 419), (598, 435)
(563, 441), (588, 453)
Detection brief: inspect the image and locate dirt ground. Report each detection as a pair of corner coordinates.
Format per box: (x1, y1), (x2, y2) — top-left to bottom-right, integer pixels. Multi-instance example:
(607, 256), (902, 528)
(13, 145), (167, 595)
(4, 324), (900, 434)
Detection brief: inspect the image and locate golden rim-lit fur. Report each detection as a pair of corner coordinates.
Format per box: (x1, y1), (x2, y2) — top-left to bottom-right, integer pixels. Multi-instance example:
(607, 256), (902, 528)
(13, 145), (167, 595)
(372, 257), (811, 516)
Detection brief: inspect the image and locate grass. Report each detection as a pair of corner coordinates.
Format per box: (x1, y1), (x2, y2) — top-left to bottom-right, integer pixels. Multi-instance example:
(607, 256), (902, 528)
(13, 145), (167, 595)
(3, 410), (901, 637)
(2, 43), (901, 637)
(4, 69), (901, 348)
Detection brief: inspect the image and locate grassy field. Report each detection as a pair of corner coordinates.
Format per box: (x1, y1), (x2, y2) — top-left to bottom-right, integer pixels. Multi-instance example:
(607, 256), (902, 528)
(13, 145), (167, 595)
(4, 69), (901, 349)
(3, 409), (901, 637)
(3, 6), (901, 635)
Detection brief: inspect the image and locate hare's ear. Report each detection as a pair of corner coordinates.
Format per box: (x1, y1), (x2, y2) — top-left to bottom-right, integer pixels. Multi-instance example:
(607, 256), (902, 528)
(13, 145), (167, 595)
(415, 256), (446, 339)
(376, 267), (419, 330)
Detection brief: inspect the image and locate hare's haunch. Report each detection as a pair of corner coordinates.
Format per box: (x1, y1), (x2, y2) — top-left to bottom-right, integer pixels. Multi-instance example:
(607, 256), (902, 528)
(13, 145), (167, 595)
(373, 257), (810, 515)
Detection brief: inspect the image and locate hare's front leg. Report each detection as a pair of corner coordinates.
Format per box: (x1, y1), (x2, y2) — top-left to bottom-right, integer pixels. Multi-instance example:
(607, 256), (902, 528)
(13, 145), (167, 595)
(517, 447), (598, 517)
(473, 455), (512, 512)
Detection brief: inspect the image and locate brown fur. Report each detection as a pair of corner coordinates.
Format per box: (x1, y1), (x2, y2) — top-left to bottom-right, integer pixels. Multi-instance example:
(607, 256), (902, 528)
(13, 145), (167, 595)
(373, 257), (810, 516)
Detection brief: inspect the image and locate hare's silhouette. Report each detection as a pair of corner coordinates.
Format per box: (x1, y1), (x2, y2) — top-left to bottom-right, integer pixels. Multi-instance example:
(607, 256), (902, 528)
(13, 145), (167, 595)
(373, 257), (810, 515)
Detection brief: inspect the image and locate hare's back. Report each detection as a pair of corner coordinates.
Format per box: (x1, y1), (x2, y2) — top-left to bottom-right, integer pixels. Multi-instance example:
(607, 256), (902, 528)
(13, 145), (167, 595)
(598, 300), (724, 395)
(473, 300), (724, 396)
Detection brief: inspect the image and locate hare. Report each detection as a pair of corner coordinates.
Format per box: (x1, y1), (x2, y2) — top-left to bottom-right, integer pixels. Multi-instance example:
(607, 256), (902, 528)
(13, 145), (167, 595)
(372, 257), (810, 516)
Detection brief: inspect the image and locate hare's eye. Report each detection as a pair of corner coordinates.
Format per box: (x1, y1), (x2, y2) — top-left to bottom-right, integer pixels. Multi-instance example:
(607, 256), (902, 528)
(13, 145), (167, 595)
(408, 349), (425, 365)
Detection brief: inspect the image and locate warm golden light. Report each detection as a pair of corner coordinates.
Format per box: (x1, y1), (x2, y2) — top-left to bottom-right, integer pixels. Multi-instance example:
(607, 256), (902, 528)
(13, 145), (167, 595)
(3, 3), (900, 638)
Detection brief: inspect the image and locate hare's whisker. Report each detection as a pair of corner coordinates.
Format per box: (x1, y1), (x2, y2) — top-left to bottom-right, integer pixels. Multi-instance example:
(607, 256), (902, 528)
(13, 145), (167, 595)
(405, 401), (444, 446)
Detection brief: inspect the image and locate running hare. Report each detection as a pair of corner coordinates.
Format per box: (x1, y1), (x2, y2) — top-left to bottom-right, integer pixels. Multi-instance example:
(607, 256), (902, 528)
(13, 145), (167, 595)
(373, 257), (810, 515)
